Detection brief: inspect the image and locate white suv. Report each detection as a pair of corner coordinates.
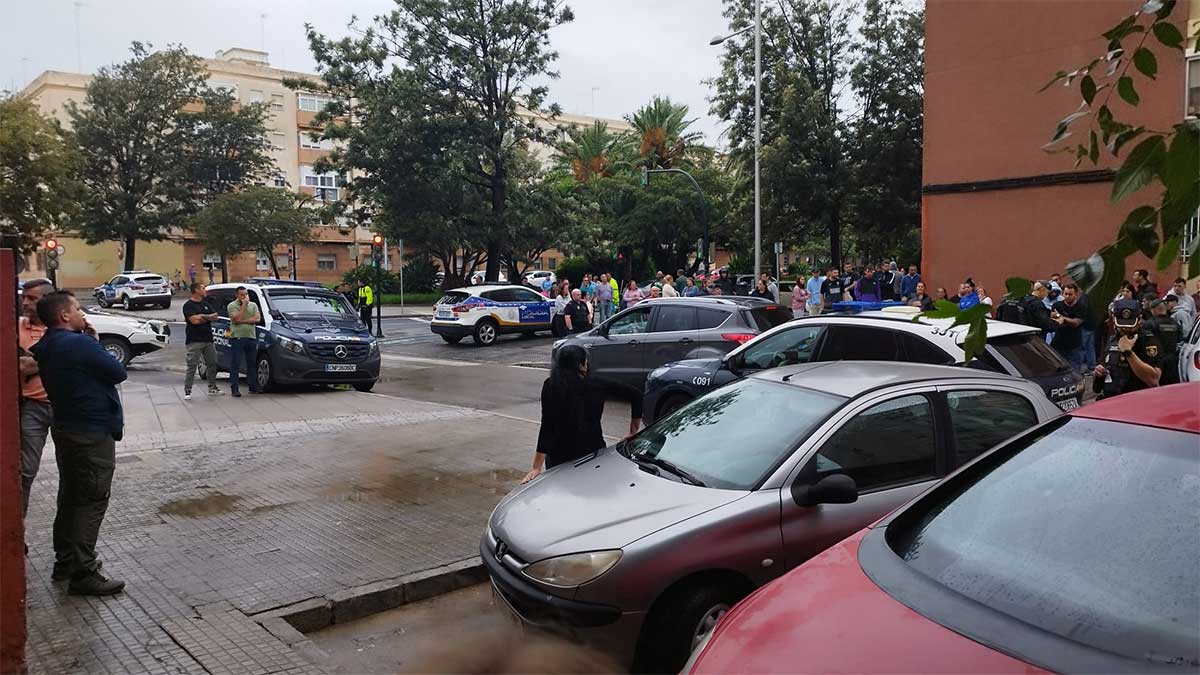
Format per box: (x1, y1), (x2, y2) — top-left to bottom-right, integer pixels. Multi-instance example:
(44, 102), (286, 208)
(83, 309), (171, 365)
(431, 284), (554, 345)
(94, 271), (173, 310)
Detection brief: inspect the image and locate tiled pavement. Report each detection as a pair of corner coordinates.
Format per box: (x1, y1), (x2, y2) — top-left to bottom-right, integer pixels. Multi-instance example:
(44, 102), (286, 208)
(23, 383), (537, 674)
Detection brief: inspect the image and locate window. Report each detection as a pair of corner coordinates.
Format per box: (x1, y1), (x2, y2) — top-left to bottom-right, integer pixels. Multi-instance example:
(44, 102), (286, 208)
(534, 259), (543, 270)
(738, 325), (825, 370)
(511, 288), (545, 304)
(247, 89), (265, 104)
(818, 326), (901, 361)
(207, 289), (236, 318)
(269, 293), (355, 317)
(270, 93), (285, 110)
(482, 289), (516, 303)
(270, 131), (287, 150)
(299, 133), (333, 150)
(301, 166), (340, 201)
(813, 394), (937, 492)
(743, 306), (793, 331)
(272, 173), (288, 188)
(317, 254), (336, 271)
(946, 390), (1038, 468)
(987, 334), (1070, 378)
(1188, 57), (1200, 118)
(607, 307), (651, 335)
(209, 81), (238, 97)
(652, 306), (695, 333)
(202, 252), (221, 268)
(256, 252), (270, 271)
(297, 93), (336, 112)
(898, 333), (955, 365)
(548, 257), (557, 270)
(695, 308), (729, 330)
(275, 254), (289, 269)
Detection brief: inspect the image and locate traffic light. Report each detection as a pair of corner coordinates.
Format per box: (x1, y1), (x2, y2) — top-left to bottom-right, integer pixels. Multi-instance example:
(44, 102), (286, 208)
(45, 239), (60, 270)
(371, 234), (384, 266)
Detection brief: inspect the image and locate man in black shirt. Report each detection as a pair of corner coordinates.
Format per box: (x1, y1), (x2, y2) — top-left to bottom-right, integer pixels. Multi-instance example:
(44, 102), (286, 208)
(563, 288), (592, 334)
(840, 262), (858, 300)
(182, 283), (223, 400)
(1050, 282), (1087, 372)
(820, 267), (842, 311)
(1094, 299), (1161, 399)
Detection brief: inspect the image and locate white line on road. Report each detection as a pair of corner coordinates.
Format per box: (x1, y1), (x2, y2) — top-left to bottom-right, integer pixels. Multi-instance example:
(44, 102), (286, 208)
(408, 317), (432, 324)
(379, 353), (477, 368)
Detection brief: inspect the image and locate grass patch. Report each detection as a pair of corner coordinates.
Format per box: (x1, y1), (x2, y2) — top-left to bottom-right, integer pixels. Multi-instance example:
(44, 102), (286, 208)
(379, 292), (442, 306)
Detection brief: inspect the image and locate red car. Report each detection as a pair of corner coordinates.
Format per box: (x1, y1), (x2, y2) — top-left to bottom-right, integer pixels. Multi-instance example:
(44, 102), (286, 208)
(690, 383), (1200, 674)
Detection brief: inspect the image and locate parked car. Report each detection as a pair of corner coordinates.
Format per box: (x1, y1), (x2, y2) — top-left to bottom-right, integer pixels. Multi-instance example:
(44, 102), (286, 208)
(734, 274), (777, 296)
(643, 308), (1083, 424)
(469, 270), (508, 285)
(482, 361), (1062, 672)
(431, 284), (555, 345)
(553, 297), (791, 395)
(688, 382), (1199, 675)
(199, 283), (380, 392)
(1178, 315), (1200, 383)
(82, 308), (171, 365)
(93, 271), (172, 310)
(522, 270), (556, 289)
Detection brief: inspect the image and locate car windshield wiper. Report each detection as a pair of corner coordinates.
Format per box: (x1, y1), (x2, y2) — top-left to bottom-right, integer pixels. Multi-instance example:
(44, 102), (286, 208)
(632, 453), (706, 487)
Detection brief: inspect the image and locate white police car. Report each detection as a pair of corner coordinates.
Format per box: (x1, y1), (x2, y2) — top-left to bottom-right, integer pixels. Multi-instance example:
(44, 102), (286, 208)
(93, 271), (173, 310)
(431, 284), (553, 346)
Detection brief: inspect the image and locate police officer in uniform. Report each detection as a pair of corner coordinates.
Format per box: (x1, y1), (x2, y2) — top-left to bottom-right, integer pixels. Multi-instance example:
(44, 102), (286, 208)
(1093, 299), (1162, 399)
(1146, 297), (1181, 385)
(356, 279), (374, 327)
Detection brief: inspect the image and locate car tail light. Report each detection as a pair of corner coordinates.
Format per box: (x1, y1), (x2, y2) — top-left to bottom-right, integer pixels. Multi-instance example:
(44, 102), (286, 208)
(452, 304), (474, 314)
(129, 284), (144, 290)
(721, 333), (756, 345)
(1194, 351), (1200, 371)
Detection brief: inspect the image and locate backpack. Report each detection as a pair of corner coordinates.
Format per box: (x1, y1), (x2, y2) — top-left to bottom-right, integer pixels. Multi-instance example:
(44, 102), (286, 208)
(995, 297), (1029, 326)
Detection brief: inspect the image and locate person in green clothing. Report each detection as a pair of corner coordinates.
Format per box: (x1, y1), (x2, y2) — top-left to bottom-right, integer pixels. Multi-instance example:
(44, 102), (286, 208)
(608, 275), (620, 313)
(227, 286), (260, 397)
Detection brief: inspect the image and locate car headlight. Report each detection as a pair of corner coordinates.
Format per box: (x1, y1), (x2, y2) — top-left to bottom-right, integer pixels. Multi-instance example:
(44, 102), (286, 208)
(368, 340), (379, 354)
(522, 550), (622, 588)
(277, 335), (305, 354)
(649, 366), (670, 380)
(553, 339), (565, 351)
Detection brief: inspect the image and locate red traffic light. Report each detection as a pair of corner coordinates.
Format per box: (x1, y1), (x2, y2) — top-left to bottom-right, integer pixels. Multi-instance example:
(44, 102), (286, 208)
(45, 239), (58, 250)
(371, 234), (384, 246)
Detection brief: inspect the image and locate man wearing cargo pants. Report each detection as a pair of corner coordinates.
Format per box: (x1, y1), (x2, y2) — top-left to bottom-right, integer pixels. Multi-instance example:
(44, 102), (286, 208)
(182, 283), (223, 400)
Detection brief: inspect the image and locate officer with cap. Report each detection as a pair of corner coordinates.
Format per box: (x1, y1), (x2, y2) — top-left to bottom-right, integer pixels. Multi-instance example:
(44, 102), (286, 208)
(1093, 298), (1162, 399)
(1147, 296), (1181, 385)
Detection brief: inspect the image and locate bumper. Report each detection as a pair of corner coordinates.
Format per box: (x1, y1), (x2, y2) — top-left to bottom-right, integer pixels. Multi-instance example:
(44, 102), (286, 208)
(431, 321), (472, 338)
(129, 331), (169, 353)
(129, 293), (171, 305)
(271, 348), (381, 385)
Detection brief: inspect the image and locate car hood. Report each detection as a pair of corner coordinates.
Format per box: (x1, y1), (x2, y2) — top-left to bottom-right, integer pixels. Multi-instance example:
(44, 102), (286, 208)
(84, 311), (159, 333)
(490, 447), (747, 560)
(654, 357), (724, 379)
(280, 319), (371, 337)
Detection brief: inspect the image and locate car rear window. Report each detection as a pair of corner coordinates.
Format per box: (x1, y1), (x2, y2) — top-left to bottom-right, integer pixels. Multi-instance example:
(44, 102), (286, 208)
(438, 291), (471, 305)
(134, 275), (164, 283)
(986, 333), (1071, 377)
(887, 417), (1199, 668)
(743, 306), (793, 332)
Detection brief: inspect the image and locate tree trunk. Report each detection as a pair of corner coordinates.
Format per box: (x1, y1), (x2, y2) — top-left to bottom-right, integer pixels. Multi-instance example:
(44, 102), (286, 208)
(220, 254), (229, 284)
(829, 212), (843, 271)
(484, 171), (507, 282)
(123, 236), (137, 272)
(268, 250), (281, 279)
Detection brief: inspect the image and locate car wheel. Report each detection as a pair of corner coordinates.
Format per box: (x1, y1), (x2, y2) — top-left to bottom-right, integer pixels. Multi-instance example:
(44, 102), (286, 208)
(160, 299), (171, 309)
(121, 295), (132, 311)
(99, 337), (132, 366)
(636, 581), (746, 674)
(353, 381), (376, 392)
(441, 334), (463, 345)
(472, 319), (498, 346)
(657, 393), (693, 420)
(256, 353), (275, 392)
(97, 296), (110, 309)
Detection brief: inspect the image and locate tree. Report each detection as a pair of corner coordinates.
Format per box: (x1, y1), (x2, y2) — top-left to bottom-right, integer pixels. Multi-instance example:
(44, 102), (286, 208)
(68, 43), (207, 270)
(300, 0), (573, 283)
(555, 121), (635, 182)
(0, 97), (78, 257)
(627, 96), (705, 169)
(189, 187), (314, 282)
(181, 88), (275, 202)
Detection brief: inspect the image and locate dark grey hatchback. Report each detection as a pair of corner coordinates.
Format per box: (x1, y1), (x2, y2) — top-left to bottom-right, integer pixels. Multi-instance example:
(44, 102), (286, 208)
(552, 297), (792, 394)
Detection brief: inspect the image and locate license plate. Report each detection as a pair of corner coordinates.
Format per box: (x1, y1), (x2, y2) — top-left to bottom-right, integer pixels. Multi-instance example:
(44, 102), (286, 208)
(436, 309), (453, 318)
(325, 364), (357, 372)
(1056, 398), (1079, 411)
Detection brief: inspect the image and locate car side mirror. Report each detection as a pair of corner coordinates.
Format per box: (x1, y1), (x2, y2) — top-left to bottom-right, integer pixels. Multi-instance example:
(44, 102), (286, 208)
(791, 473), (858, 507)
(269, 309), (283, 320)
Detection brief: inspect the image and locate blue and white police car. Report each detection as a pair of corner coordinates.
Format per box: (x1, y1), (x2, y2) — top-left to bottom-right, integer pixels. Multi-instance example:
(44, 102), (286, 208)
(93, 271), (173, 310)
(430, 284), (553, 346)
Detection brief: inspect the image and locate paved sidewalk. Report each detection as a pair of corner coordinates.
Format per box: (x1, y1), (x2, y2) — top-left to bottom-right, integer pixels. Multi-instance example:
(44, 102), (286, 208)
(24, 382), (537, 674)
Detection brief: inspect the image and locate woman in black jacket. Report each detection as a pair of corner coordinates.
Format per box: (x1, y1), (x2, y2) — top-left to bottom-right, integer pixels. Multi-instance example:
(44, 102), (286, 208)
(522, 345), (642, 483)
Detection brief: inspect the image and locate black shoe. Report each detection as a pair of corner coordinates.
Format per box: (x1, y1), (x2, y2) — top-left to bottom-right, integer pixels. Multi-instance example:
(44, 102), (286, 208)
(52, 560), (101, 581)
(231, 390), (242, 398)
(68, 572), (125, 596)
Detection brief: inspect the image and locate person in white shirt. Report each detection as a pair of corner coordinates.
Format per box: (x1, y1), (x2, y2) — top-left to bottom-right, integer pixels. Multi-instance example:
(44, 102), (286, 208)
(661, 275), (679, 297)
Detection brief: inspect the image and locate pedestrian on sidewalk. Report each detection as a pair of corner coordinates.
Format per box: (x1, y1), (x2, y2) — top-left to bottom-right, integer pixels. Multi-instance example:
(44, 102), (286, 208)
(30, 291), (127, 596)
(182, 283), (224, 400)
(661, 275), (679, 297)
(523, 344), (642, 483)
(356, 279), (374, 327)
(188, 263), (197, 287)
(227, 286), (260, 397)
(595, 273), (614, 324)
(623, 279), (645, 308)
(805, 269), (824, 316)
(791, 273), (810, 317)
(564, 288), (592, 334)
(18, 279), (54, 517)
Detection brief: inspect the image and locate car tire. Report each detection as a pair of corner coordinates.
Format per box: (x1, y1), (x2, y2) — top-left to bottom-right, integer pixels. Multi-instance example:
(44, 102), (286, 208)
(99, 336), (132, 366)
(472, 319), (498, 346)
(353, 381), (376, 392)
(636, 582), (745, 675)
(441, 335), (463, 345)
(160, 299), (171, 309)
(97, 296), (110, 309)
(121, 295), (132, 311)
(657, 393), (693, 420)
(256, 353), (275, 393)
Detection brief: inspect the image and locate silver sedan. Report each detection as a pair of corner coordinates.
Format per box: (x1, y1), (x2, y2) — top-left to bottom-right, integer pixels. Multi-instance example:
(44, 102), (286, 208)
(482, 361), (1063, 673)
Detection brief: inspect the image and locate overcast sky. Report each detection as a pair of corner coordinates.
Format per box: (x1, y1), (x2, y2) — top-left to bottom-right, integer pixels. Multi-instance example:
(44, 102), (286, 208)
(2, 0), (734, 143)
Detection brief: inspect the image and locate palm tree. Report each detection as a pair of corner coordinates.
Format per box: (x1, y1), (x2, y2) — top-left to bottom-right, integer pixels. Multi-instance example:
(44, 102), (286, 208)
(556, 121), (635, 182)
(626, 96), (705, 169)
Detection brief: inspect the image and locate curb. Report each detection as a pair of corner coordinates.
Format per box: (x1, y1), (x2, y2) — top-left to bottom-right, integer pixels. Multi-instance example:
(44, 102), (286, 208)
(249, 557), (486, 634)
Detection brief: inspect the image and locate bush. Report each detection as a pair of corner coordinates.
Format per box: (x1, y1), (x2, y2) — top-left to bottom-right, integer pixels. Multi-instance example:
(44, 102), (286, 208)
(400, 255), (440, 293)
(342, 265), (402, 293)
(554, 256), (589, 288)
(725, 254), (753, 275)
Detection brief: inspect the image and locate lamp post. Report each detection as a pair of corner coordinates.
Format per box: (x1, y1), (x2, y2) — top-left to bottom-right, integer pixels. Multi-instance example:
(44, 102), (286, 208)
(710, 0), (762, 278)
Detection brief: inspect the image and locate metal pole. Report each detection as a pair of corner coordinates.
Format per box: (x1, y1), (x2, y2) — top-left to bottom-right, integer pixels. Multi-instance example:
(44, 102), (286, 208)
(398, 238), (405, 316)
(753, 0), (762, 279)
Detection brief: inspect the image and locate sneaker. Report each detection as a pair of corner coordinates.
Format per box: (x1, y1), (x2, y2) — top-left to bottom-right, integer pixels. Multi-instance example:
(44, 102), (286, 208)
(52, 560), (101, 582)
(207, 387), (224, 396)
(231, 390), (241, 398)
(68, 571), (125, 596)
(184, 392), (192, 401)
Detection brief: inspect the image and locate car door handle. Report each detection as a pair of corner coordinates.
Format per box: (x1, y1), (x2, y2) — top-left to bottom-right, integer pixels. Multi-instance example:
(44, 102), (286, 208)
(629, 340), (639, 345)
(680, 338), (691, 343)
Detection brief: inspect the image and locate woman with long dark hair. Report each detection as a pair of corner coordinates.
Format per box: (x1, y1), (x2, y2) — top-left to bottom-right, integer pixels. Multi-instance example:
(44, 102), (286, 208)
(523, 345), (642, 483)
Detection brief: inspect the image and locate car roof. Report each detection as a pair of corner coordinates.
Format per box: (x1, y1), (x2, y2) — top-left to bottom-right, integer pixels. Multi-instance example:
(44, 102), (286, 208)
(206, 282), (333, 293)
(449, 284), (537, 294)
(1071, 382), (1200, 434)
(751, 361), (1022, 398)
(637, 296), (778, 308)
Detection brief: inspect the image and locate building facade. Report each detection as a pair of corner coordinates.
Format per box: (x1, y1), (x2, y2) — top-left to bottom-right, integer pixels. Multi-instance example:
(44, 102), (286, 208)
(923, 0), (1197, 299)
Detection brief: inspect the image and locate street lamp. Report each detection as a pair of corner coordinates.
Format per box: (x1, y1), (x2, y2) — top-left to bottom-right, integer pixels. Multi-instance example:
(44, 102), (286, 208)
(710, 0), (762, 278)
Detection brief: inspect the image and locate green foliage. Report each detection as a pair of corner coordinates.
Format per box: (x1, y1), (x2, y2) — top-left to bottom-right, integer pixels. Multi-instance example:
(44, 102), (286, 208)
(181, 88), (274, 200)
(627, 96), (706, 169)
(554, 256), (590, 288)
(401, 255), (441, 293)
(725, 253), (753, 275)
(555, 121), (636, 182)
(343, 265), (403, 294)
(189, 187), (315, 281)
(68, 43), (209, 270)
(0, 97), (78, 256)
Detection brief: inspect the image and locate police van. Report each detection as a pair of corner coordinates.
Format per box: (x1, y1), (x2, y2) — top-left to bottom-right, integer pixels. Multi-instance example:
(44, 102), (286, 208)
(200, 282), (381, 392)
(430, 284), (553, 346)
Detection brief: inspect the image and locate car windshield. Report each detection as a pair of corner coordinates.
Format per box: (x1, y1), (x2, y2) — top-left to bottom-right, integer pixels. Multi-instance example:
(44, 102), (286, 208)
(887, 417), (1199, 667)
(269, 293), (355, 317)
(985, 333), (1071, 377)
(623, 378), (845, 490)
(744, 306), (794, 332)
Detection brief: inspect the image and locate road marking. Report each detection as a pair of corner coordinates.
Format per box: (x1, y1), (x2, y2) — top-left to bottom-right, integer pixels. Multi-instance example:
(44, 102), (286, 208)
(379, 353), (477, 367)
(408, 317), (432, 324)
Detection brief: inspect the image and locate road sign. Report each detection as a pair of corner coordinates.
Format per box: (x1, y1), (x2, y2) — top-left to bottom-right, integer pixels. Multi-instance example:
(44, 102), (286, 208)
(774, 241), (783, 254)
